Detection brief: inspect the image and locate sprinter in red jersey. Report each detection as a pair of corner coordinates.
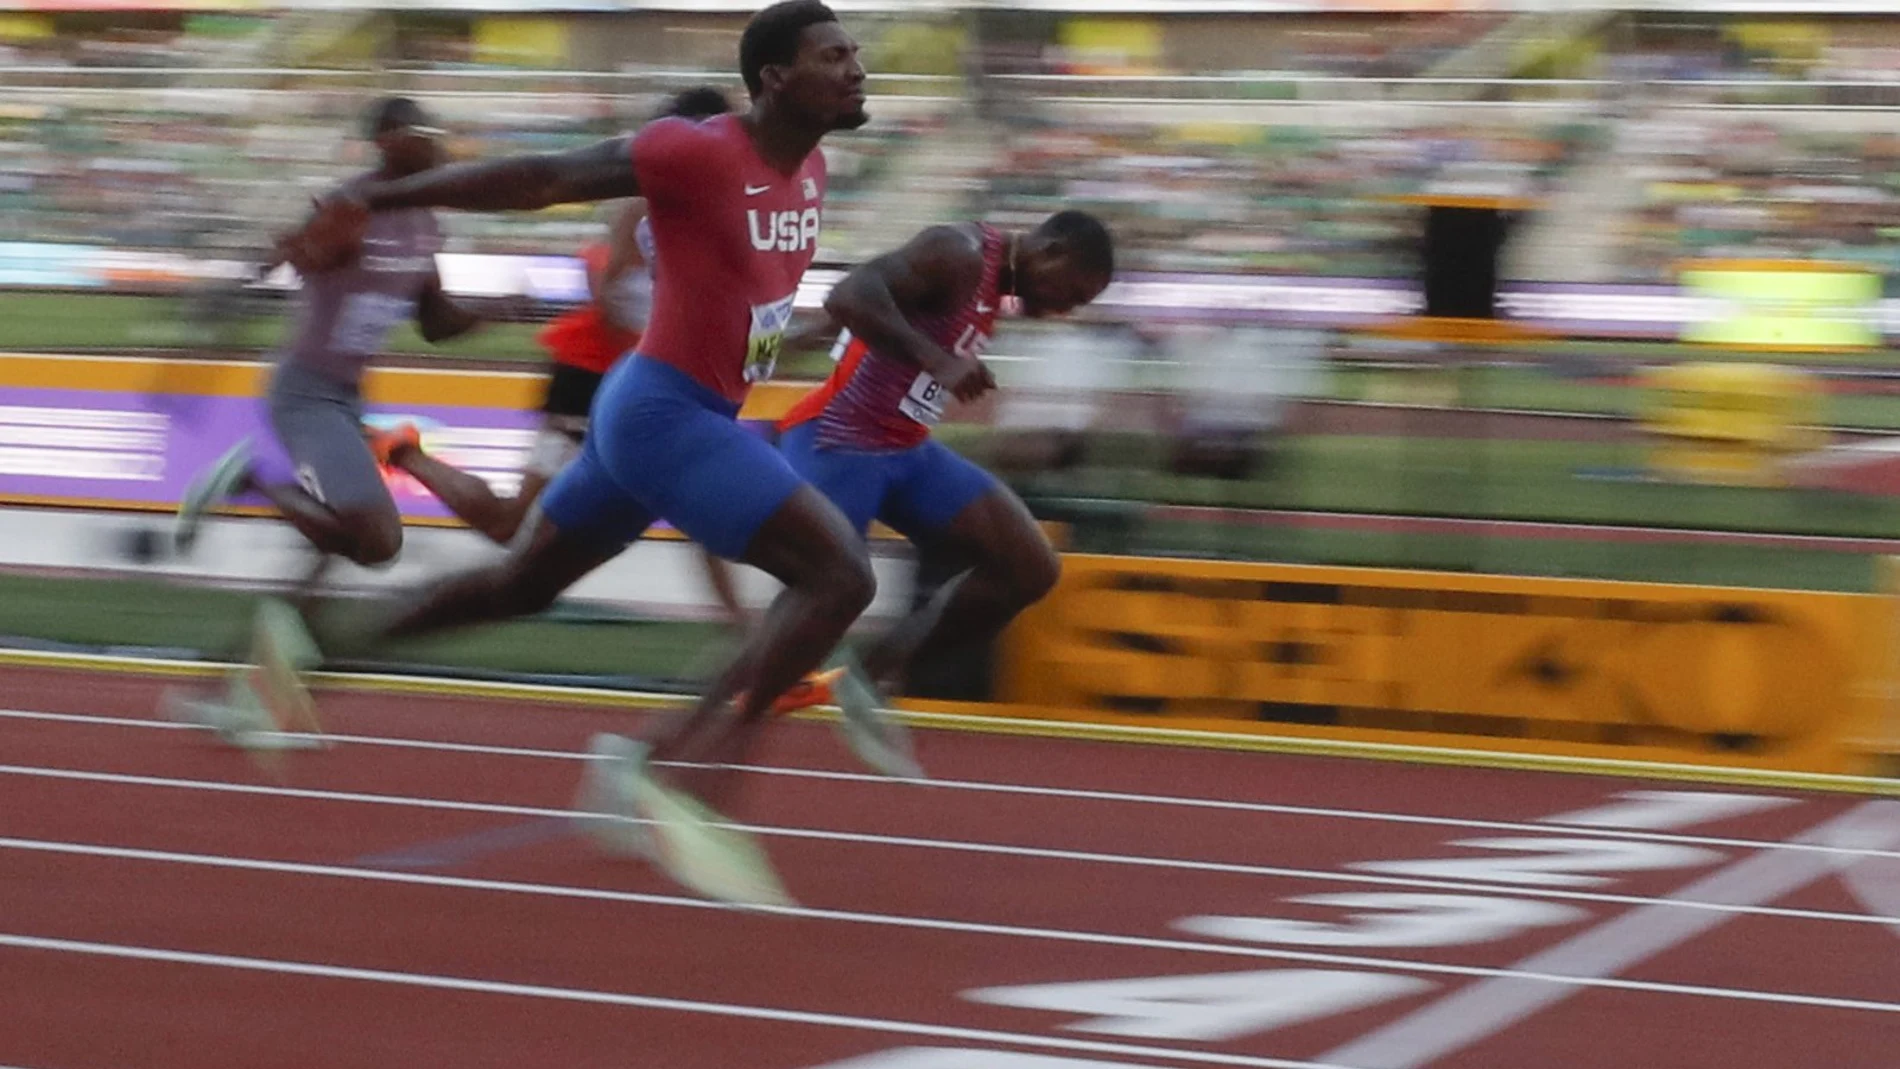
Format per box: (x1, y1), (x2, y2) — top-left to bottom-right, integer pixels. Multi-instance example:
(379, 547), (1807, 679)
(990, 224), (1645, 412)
(780, 211), (1112, 705)
(372, 85), (837, 711)
(371, 87), (731, 549)
(285, 2), (888, 907)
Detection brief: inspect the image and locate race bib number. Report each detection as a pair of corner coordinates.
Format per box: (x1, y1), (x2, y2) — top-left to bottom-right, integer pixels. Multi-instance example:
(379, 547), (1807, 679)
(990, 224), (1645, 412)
(898, 371), (947, 426)
(745, 293), (797, 384)
(331, 292), (412, 356)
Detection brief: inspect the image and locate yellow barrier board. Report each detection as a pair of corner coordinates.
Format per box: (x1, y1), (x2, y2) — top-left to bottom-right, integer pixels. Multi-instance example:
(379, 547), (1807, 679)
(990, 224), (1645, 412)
(1002, 555), (1888, 775)
(1875, 557), (1900, 771)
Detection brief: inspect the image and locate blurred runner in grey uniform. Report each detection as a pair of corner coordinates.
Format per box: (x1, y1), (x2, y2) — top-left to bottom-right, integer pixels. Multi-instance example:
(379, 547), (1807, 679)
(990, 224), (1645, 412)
(167, 97), (484, 743)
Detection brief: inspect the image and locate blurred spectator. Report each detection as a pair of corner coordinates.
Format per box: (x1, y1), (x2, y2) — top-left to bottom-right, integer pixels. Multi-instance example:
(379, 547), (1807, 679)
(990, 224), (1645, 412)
(1614, 119), (1900, 282)
(975, 115), (1584, 278)
(6, 15), (1900, 291)
(1163, 326), (1323, 481)
(0, 86), (925, 264)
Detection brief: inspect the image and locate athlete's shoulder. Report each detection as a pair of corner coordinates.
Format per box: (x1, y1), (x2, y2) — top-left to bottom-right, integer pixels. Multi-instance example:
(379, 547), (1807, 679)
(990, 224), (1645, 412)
(632, 114), (737, 197)
(634, 113), (739, 157)
(896, 222), (979, 260)
(908, 223), (988, 289)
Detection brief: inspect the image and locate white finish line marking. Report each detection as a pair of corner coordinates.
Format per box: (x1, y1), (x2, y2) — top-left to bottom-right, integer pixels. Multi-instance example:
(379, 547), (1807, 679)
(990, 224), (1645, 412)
(1321, 800), (1900, 1069)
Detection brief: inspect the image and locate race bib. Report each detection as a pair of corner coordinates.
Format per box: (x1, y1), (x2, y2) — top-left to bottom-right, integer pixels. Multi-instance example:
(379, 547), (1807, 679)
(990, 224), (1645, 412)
(898, 371), (947, 426)
(745, 293), (797, 384)
(331, 292), (412, 356)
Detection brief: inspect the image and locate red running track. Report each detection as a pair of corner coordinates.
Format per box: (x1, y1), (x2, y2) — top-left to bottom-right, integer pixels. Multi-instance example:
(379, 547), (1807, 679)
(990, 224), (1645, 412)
(0, 663), (1895, 1069)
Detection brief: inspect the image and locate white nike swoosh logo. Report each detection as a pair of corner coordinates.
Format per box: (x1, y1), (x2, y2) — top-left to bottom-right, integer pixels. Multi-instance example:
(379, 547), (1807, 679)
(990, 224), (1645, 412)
(976, 303), (995, 314)
(745, 184), (771, 196)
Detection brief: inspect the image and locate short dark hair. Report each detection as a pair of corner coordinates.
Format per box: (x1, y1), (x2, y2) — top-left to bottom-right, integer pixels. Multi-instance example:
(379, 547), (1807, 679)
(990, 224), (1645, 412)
(1039, 210), (1115, 279)
(364, 96), (430, 139)
(657, 86), (733, 122)
(739, 0), (838, 99)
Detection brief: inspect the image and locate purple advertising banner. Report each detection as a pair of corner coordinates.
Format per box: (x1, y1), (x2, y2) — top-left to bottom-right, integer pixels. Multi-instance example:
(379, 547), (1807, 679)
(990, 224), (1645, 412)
(1094, 273), (1423, 328)
(0, 383), (781, 525)
(0, 385), (536, 521)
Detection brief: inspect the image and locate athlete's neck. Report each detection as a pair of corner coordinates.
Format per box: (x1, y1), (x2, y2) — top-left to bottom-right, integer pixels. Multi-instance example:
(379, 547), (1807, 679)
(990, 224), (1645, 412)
(740, 104), (827, 175)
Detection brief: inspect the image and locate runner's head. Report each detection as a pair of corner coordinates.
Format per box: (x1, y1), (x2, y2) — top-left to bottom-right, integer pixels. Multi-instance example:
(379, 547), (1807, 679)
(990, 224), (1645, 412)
(366, 97), (444, 179)
(740, 1), (867, 133)
(1012, 211), (1116, 319)
(657, 86), (733, 122)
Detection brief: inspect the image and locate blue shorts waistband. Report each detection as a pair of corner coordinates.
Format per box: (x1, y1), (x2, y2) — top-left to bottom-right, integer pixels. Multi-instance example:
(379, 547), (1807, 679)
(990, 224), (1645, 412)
(616, 354), (741, 420)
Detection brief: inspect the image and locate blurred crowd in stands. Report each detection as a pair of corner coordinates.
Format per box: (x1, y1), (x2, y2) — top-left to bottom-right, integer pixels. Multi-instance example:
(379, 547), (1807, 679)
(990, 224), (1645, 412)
(4, 13), (1900, 286)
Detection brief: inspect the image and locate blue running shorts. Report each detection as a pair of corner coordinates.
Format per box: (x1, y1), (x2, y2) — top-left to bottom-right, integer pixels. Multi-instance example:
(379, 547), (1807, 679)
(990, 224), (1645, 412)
(540, 356), (803, 560)
(778, 421), (999, 542)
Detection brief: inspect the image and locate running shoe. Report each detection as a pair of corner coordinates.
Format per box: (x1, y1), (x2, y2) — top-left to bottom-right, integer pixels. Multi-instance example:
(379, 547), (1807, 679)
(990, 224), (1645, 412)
(174, 437), (253, 555)
(766, 667), (846, 716)
(832, 655), (926, 780)
(572, 733), (655, 857)
(250, 596), (323, 736)
(367, 422), (421, 468)
(161, 682), (270, 744)
(574, 732), (793, 908)
(635, 781), (793, 909)
(161, 679), (324, 752)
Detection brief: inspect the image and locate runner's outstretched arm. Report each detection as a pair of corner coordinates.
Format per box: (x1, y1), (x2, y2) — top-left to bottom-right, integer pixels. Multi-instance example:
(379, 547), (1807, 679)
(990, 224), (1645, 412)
(293, 138), (644, 269)
(365, 137), (641, 214)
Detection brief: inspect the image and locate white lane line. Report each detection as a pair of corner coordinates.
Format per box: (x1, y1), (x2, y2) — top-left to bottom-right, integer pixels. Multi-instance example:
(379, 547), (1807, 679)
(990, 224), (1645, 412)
(2, 762), (1897, 927)
(0, 709), (1878, 860)
(0, 931), (1350, 1069)
(4, 834), (1900, 1015)
(1322, 800), (1900, 1069)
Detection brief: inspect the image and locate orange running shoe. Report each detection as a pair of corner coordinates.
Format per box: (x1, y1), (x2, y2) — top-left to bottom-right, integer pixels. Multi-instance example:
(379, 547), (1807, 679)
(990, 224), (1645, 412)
(761, 667), (845, 716)
(367, 422), (421, 467)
